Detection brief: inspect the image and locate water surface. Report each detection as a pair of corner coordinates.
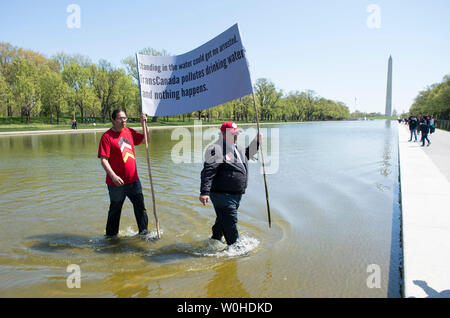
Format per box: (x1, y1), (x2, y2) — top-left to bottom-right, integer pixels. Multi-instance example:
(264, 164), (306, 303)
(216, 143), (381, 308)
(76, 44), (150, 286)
(0, 120), (401, 297)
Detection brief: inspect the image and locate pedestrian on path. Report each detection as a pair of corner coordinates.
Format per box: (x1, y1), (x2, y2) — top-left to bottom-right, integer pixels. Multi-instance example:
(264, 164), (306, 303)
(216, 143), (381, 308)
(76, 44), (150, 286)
(408, 114), (418, 142)
(419, 115), (431, 147)
(71, 119), (77, 130)
(429, 115), (436, 134)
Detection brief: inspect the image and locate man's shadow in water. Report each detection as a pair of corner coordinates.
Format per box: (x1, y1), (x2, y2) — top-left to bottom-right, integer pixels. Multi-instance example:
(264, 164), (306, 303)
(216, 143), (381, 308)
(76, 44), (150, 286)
(413, 280), (450, 298)
(25, 233), (203, 263)
(25, 233), (154, 256)
(26, 233), (249, 265)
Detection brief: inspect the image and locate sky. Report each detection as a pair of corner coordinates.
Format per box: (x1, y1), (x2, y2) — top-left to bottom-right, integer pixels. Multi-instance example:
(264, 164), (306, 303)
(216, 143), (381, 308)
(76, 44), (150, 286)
(1, 0), (449, 114)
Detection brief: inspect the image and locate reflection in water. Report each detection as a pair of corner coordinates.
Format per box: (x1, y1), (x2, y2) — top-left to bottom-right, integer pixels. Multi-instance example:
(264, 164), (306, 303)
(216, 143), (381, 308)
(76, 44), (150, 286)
(261, 259), (273, 295)
(380, 120), (393, 177)
(385, 120), (391, 129)
(206, 260), (250, 298)
(107, 269), (152, 298)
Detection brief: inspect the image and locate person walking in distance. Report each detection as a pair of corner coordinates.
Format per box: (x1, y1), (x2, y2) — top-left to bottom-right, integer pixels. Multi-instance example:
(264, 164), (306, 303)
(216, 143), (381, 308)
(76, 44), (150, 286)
(418, 115), (431, 147)
(429, 115), (436, 134)
(408, 113), (418, 142)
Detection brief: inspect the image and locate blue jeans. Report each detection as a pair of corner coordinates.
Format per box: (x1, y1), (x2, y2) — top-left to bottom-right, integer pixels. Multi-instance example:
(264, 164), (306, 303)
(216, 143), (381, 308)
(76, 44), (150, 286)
(106, 179), (148, 236)
(421, 133), (430, 146)
(210, 192), (242, 245)
(409, 128), (417, 141)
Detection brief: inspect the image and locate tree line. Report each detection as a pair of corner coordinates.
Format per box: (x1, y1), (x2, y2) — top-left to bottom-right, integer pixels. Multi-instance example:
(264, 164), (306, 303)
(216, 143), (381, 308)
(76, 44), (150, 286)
(0, 42), (350, 124)
(409, 74), (450, 119)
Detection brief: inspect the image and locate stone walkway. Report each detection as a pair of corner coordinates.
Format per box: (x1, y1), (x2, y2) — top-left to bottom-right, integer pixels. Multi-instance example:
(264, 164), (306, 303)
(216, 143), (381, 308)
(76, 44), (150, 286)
(398, 123), (450, 298)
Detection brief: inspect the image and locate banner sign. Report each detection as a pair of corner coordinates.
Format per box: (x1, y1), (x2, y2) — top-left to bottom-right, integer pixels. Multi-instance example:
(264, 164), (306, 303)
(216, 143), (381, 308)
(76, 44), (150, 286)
(136, 24), (253, 116)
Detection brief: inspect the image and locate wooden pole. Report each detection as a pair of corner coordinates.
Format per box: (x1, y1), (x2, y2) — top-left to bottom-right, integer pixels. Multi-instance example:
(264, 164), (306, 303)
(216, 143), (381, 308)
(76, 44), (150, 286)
(141, 117), (161, 239)
(251, 93), (272, 228)
(136, 54), (160, 239)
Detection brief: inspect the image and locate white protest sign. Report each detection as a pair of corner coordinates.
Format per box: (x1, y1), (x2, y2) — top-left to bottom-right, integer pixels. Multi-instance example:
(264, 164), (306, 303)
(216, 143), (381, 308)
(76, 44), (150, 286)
(136, 24), (253, 116)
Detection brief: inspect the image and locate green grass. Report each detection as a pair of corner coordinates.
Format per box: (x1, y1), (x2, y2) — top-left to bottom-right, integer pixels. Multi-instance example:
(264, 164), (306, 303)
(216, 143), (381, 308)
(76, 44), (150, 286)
(369, 115), (398, 120)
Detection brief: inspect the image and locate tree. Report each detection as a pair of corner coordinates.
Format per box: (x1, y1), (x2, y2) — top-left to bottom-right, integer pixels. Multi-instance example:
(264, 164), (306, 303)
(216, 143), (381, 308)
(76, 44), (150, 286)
(1, 43), (60, 118)
(2, 41), (359, 124)
(279, 96), (295, 121)
(52, 52), (92, 72)
(237, 95), (253, 122)
(1, 42), (47, 68)
(431, 75), (450, 119)
(410, 88), (431, 115)
(40, 66), (69, 123)
(11, 58), (41, 123)
(410, 74), (450, 119)
(0, 43), (19, 116)
(115, 74), (139, 117)
(285, 91), (304, 121)
(63, 62), (97, 122)
(299, 90), (317, 121)
(0, 73), (13, 117)
(254, 78), (282, 121)
(89, 60), (127, 122)
(0, 43), (17, 74)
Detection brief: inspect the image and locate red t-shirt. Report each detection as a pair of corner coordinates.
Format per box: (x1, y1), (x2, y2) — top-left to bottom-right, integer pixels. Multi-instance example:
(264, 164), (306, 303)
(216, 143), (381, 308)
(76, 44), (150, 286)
(98, 127), (144, 186)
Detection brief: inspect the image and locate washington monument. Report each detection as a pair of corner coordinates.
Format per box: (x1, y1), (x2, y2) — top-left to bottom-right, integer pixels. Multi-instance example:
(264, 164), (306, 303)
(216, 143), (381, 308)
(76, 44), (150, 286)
(385, 55), (393, 116)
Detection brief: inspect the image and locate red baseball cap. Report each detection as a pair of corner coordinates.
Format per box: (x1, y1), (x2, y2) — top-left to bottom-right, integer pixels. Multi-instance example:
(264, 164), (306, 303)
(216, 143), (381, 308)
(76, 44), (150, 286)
(220, 121), (242, 134)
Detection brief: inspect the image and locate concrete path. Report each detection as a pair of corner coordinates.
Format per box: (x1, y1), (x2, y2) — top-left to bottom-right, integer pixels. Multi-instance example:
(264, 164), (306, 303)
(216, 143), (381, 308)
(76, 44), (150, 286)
(398, 123), (450, 298)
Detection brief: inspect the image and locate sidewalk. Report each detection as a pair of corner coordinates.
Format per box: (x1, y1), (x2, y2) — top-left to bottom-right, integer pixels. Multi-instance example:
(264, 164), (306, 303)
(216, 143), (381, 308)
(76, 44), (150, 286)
(398, 123), (450, 298)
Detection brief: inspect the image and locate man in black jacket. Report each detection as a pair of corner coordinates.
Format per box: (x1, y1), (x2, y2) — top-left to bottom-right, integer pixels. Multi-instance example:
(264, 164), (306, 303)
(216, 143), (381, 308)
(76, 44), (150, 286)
(408, 114), (418, 142)
(199, 121), (261, 245)
(419, 115), (431, 147)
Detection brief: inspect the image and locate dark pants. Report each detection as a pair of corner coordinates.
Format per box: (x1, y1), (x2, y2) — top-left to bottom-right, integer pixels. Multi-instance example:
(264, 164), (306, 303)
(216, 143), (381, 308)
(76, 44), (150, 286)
(210, 192), (242, 245)
(409, 127), (417, 141)
(421, 133), (430, 146)
(106, 179), (148, 236)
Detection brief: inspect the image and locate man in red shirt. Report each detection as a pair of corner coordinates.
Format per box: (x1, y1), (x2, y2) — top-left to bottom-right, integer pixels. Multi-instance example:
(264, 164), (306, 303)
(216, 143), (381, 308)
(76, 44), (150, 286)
(98, 109), (149, 237)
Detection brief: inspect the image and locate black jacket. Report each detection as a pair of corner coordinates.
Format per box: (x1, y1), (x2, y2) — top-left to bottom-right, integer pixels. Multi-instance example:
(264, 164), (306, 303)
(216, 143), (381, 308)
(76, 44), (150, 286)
(419, 119), (429, 134)
(408, 116), (418, 129)
(200, 137), (259, 195)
